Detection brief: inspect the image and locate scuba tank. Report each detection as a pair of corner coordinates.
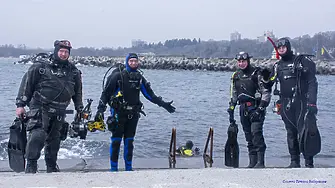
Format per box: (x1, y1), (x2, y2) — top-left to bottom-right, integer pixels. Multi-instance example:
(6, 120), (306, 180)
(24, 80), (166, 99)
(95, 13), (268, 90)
(272, 78), (281, 115)
(102, 63), (125, 91)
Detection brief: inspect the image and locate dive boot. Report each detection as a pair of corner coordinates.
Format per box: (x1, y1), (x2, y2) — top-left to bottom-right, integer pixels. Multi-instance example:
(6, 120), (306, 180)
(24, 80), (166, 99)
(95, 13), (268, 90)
(287, 161), (301, 168)
(254, 152), (265, 168)
(25, 160), (38, 174)
(305, 157), (314, 168)
(46, 164), (60, 173)
(125, 160), (133, 171)
(287, 155), (301, 168)
(247, 154), (258, 168)
(110, 160), (118, 172)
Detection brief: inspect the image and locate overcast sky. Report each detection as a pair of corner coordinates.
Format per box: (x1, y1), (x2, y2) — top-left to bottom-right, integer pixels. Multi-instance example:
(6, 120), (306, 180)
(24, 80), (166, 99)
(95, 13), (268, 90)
(1, 0), (334, 48)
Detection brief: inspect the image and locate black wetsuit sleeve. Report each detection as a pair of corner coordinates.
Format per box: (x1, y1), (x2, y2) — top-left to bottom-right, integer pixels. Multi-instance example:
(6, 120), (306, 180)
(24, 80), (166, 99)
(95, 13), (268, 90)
(72, 69), (84, 111)
(15, 63), (42, 108)
(304, 58), (318, 105)
(229, 72), (238, 108)
(140, 76), (164, 106)
(97, 73), (119, 112)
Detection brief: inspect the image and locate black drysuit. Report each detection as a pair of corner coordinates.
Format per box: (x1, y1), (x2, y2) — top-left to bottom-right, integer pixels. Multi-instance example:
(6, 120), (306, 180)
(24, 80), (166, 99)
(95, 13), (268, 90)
(228, 66), (272, 167)
(16, 59), (83, 172)
(269, 54), (318, 164)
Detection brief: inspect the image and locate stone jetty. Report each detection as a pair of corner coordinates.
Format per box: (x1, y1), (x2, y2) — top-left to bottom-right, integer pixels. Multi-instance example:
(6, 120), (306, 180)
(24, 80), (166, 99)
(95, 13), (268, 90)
(14, 54), (335, 75)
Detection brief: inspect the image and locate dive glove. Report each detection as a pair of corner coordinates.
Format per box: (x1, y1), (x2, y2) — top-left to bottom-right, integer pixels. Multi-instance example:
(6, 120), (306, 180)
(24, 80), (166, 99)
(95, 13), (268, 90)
(161, 100), (176, 113)
(250, 107), (265, 122)
(227, 106), (235, 123)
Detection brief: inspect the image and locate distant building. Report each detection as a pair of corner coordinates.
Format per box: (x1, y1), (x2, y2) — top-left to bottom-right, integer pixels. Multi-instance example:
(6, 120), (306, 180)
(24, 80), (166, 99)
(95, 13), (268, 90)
(257, 30), (275, 43)
(131, 39), (147, 47)
(138, 52), (156, 56)
(230, 31), (241, 41)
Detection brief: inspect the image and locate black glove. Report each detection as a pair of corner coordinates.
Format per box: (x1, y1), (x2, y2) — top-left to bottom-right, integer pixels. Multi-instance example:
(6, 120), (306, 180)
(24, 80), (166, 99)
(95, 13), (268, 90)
(94, 111), (104, 121)
(307, 104), (318, 115)
(227, 107), (235, 123)
(161, 100), (176, 113)
(75, 105), (84, 112)
(74, 106), (83, 120)
(250, 107), (265, 122)
(260, 68), (271, 81)
(194, 147), (200, 155)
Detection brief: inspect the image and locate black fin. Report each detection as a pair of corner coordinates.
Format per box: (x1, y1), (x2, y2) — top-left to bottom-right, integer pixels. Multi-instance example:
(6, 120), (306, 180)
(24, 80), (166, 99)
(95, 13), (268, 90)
(224, 122), (239, 168)
(302, 113), (321, 157)
(8, 118), (27, 172)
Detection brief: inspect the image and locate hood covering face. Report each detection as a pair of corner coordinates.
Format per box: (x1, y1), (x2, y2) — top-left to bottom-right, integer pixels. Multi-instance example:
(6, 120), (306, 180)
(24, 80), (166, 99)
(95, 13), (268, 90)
(125, 53), (139, 72)
(276, 37), (293, 61)
(53, 40), (72, 64)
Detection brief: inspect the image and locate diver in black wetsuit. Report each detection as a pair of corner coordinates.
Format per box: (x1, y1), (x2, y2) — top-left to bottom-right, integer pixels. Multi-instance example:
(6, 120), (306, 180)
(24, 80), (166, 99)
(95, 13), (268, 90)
(94, 53), (176, 171)
(227, 52), (272, 168)
(269, 38), (318, 168)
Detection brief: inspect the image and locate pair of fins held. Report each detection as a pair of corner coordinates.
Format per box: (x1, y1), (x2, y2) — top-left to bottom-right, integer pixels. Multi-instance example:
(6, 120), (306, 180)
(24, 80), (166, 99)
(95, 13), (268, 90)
(224, 121), (239, 168)
(8, 117), (27, 173)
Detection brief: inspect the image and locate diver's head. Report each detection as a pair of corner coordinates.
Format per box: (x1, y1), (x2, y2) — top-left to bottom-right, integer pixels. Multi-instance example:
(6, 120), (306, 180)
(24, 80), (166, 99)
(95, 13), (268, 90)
(125, 53), (139, 72)
(276, 37), (293, 60)
(185, 140), (194, 149)
(235, 51), (252, 71)
(53, 40), (72, 63)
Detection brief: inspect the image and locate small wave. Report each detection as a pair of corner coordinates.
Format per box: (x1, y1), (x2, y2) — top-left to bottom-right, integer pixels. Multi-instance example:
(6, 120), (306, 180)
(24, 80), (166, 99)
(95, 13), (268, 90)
(0, 138), (9, 160)
(0, 138), (9, 144)
(57, 138), (94, 159)
(0, 137), (107, 160)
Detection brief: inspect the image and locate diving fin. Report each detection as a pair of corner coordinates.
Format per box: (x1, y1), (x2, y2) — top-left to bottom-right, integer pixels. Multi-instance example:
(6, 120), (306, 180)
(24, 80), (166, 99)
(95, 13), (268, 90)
(7, 117), (27, 173)
(224, 121), (239, 168)
(301, 112), (321, 157)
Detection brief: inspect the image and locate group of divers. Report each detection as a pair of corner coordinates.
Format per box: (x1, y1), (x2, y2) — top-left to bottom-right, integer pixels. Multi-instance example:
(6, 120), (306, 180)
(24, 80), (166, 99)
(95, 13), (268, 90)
(7, 37), (321, 173)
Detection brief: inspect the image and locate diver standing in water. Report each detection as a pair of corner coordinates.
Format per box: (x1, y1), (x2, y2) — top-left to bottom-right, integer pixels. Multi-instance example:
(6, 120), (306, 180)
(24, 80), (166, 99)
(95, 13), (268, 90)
(269, 38), (319, 168)
(94, 53), (176, 171)
(227, 52), (272, 168)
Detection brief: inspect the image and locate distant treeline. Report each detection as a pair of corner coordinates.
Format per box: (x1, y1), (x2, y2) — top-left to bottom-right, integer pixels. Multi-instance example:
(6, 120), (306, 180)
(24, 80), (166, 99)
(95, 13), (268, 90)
(1, 31), (335, 59)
